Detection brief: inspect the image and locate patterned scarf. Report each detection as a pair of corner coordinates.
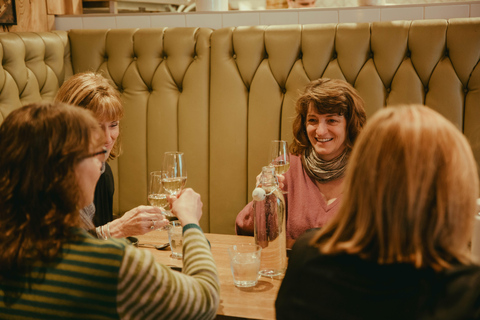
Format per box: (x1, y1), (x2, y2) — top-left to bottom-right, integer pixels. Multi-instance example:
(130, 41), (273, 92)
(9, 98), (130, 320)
(302, 147), (349, 183)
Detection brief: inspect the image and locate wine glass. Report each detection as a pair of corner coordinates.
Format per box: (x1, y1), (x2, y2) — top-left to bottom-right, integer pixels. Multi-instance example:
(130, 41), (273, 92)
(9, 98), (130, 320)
(269, 140), (290, 175)
(162, 152), (187, 197)
(269, 140), (290, 194)
(148, 170), (178, 225)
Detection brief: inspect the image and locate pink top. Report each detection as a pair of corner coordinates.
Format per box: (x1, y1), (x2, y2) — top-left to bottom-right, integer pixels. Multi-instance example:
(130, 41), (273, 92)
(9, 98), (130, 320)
(235, 155), (343, 247)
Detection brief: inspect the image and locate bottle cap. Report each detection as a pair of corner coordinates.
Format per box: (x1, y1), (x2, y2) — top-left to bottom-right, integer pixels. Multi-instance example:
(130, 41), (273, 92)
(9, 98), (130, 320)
(252, 187), (266, 201)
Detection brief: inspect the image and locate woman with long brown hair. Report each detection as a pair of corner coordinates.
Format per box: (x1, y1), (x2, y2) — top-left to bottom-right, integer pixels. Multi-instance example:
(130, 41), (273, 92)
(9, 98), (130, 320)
(236, 78), (366, 247)
(276, 105), (480, 319)
(0, 102), (219, 319)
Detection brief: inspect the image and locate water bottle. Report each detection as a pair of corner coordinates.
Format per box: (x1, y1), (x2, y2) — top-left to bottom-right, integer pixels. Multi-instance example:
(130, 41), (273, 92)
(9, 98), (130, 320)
(252, 165), (286, 277)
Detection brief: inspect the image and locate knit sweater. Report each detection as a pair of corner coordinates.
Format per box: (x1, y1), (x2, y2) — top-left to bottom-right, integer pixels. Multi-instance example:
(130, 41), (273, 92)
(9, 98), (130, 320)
(235, 155), (342, 247)
(0, 225), (220, 320)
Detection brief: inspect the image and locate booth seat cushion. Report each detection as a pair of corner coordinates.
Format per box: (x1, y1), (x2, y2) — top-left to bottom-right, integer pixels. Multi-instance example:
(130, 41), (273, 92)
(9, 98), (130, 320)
(0, 31), (71, 123)
(68, 28), (212, 230)
(209, 18), (480, 233)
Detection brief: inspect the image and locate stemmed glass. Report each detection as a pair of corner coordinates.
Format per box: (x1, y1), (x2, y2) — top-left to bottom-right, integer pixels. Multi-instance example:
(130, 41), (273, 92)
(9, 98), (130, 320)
(269, 140), (290, 175)
(148, 170), (176, 228)
(162, 152), (187, 197)
(269, 140), (290, 194)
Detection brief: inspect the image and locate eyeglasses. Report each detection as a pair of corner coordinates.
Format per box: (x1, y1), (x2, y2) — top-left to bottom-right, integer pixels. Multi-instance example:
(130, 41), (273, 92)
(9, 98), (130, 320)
(84, 147), (108, 162)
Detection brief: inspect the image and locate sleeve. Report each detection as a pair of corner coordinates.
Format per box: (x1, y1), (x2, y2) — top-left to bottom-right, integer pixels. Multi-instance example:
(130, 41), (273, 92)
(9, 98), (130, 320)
(116, 226), (220, 320)
(235, 201), (255, 236)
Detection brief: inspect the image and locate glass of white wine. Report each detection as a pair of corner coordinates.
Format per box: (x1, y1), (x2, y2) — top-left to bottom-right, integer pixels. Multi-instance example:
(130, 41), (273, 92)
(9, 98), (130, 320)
(270, 140), (290, 175)
(148, 171), (176, 224)
(162, 152), (187, 197)
(269, 140), (290, 194)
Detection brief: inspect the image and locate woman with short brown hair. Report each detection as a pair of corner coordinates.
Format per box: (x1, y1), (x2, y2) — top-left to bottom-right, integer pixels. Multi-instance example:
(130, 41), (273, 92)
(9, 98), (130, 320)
(276, 105), (480, 319)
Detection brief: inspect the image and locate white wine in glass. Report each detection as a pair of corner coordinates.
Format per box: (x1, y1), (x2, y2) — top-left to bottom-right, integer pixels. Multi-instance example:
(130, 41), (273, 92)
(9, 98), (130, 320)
(148, 171), (170, 210)
(270, 140), (290, 175)
(162, 152), (187, 197)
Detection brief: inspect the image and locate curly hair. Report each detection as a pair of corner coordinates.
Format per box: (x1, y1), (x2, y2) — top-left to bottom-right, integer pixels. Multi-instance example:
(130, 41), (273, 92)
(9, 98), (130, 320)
(290, 78), (366, 156)
(0, 102), (102, 280)
(55, 72), (124, 160)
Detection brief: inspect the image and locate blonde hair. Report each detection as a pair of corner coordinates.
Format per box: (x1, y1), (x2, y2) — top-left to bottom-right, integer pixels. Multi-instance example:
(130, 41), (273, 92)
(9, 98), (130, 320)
(290, 78), (366, 156)
(312, 105), (479, 271)
(55, 72), (124, 159)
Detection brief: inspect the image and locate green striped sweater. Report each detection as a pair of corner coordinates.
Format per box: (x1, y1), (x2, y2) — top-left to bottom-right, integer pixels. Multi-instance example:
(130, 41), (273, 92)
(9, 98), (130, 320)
(0, 224), (220, 320)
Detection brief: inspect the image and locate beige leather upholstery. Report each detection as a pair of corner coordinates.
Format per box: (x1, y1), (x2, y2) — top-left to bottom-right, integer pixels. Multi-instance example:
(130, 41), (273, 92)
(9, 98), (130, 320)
(0, 18), (478, 234)
(68, 28), (212, 230)
(0, 31), (72, 123)
(210, 18), (480, 233)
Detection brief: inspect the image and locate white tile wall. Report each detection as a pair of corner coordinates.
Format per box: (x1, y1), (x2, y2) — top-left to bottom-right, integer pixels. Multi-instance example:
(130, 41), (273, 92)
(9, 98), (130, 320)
(381, 6), (423, 21)
(339, 8), (381, 22)
(299, 9), (338, 24)
(55, 17), (83, 31)
(82, 16), (117, 29)
(151, 14), (187, 27)
(425, 4), (469, 19)
(222, 12), (261, 27)
(471, 3), (480, 17)
(54, 1), (480, 30)
(186, 13), (223, 28)
(260, 10), (299, 25)
(116, 15), (152, 28)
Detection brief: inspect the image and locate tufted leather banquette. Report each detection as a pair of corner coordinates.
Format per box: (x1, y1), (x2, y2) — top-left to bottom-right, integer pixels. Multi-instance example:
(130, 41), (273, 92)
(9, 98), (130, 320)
(0, 18), (479, 233)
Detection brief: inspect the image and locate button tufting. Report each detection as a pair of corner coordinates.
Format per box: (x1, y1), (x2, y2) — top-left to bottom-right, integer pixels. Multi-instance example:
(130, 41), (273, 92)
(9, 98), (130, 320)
(332, 53), (337, 59)
(233, 54), (237, 59)
(406, 51), (411, 58)
(387, 88), (391, 93)
(464, 87), (469, 94)
(282, 88), (286, 94)
(370, 52), (374, 59)
(424, 86), (429, 93)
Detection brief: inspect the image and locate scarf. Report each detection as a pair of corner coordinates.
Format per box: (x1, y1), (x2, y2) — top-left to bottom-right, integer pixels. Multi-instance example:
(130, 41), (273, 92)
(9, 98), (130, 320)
(302, 147), (349, 183)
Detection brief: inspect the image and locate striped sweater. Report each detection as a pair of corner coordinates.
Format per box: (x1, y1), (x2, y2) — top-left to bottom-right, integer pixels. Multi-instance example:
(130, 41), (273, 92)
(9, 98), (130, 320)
(0, 224), (220, 320)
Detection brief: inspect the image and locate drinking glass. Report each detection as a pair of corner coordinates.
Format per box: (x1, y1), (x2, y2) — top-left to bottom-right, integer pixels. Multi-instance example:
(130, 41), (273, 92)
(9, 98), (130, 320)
(228, 244), (262, 287)
(269, 140), (289, 194)
(162, 152), (187, 197)
(148, 171), (176, 225)
(269, 140), (290, 175)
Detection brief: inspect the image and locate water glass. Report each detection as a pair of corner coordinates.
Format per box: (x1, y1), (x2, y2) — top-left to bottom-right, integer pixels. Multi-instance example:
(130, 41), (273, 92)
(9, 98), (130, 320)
(228, 244), (262, 288)
(168, 221), (183, 259)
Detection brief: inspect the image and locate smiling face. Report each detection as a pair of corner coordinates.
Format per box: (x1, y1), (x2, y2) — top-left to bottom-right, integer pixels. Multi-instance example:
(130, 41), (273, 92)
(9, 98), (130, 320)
(306, 104), (347, 161)
(99, 119), (120, 158)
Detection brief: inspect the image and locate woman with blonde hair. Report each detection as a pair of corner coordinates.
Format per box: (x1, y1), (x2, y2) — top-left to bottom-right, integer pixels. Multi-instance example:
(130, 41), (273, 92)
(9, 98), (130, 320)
(55, 72), (167, 238)
(0, 102), (219, 319)
(276, 105), (480, 319)
(236, 78), (366, 247)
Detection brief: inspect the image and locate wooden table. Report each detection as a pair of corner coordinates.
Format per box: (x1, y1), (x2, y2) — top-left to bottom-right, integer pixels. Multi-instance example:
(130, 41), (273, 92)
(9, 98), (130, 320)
(136, 232), (282, 320)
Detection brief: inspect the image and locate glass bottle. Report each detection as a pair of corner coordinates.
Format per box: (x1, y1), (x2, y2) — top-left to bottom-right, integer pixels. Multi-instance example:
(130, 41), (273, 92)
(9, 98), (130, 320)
(252, 165), (286, 277)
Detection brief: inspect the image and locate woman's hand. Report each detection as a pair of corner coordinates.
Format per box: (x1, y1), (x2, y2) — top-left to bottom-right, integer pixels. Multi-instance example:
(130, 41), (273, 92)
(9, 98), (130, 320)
(169, 188), (203, 226)
(108, 205), (169, 238)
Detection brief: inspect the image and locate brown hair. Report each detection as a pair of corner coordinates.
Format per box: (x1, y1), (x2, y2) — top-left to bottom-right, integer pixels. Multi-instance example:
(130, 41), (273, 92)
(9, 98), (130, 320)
(312, 105), (479, 270)
(55, 72), (124, 159)
(0, 102), (103, 279)
(290, 78), (366, 156)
